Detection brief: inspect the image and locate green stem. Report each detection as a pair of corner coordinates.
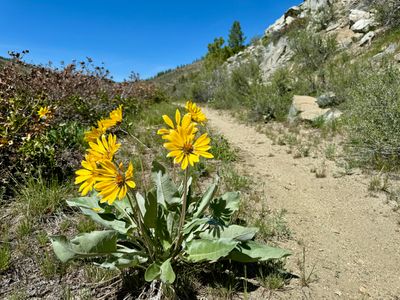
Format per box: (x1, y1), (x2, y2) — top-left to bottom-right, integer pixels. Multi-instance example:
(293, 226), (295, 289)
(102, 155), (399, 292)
(173, 168), (189, 255)
(127, 193), (155, 260)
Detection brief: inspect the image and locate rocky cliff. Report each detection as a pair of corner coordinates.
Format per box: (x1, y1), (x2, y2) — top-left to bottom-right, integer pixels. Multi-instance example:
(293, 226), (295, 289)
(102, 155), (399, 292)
(226, 0), (381, 81)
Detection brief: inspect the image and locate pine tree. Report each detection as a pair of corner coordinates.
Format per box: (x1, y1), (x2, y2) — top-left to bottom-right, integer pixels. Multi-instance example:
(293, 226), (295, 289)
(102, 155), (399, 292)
(228, 21), (245, 53)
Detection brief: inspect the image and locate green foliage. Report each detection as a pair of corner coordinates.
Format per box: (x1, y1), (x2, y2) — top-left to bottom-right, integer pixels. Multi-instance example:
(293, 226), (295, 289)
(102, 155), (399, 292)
(0, 243), (11, 273)
(51, 161), (290, 291)
(228, 21), (246, 53)
(289, 30), (337, 92)
(16, 175), (72, 219)
(210, 134), (237, 162)
(204, 37), (232, 71)
(344, 62), (400, 169)
(0, 54), (166, 197)
(374, 0), (400, 29)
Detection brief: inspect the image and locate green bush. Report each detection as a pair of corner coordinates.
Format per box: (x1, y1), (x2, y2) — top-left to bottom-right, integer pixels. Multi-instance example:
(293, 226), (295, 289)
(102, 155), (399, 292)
(374, 0), (400, 29)
(289, 30), (338, 93)
(345, 62), (400, 169)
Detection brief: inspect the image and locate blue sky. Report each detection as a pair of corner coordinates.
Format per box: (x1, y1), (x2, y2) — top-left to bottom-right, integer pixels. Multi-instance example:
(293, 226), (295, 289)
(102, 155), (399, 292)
(1, 0), (300, 81)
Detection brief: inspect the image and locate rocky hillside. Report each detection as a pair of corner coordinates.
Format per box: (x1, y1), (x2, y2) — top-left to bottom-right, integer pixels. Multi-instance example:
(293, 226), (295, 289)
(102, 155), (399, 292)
(226, 0), (389, 81)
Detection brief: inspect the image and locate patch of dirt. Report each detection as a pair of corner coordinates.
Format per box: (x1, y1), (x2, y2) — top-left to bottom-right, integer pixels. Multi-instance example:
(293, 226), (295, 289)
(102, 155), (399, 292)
(203, 107), (400, 299)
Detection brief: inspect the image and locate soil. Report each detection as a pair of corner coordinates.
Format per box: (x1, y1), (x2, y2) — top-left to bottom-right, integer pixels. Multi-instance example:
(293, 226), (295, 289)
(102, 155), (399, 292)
(203, 106), (400, 300)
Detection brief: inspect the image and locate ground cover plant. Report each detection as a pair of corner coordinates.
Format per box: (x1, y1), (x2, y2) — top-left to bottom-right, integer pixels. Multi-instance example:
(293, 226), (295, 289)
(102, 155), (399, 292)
(50, 102), (290, 298)
(0, 52), (164, 198)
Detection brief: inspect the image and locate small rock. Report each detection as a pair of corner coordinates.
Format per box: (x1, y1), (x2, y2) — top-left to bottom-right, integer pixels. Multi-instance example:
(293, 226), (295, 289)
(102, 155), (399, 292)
(334, 290), (342, 296)
(394, 53), (400, 62)
(359, 286), (370, 296)
(323, 109), (343, 122)
(317, 92), (337, 108)
(359, 31), (375, 46)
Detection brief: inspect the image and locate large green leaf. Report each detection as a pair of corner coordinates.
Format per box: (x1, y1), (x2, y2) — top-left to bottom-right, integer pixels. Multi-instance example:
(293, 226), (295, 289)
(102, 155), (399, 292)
(151, 161), (180, 207)
(50, 230), (118, 263)
(145, 262), (161, 282)
(227, 241), (291, 263)
(67, 195), (134, 233)
(185, 239), (238, 262)
(136, 191), (158, 228)
(209, 192), (240, 225)
(199, 225), (258, 242)
(80, 208), (132, 234)
(160, 258), (176, 284)
(193, 178), (219, 218)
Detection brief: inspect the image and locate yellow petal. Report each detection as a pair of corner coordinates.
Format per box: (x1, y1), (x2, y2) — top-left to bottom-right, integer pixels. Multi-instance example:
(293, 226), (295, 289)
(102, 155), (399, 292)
(162, 115), (174, 129)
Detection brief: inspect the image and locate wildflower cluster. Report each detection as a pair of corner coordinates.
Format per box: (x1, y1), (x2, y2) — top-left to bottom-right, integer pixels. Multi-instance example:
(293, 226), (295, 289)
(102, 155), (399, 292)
(75, 105), (135, 204)
(52, 100), (289, 293)
(84, 105), (122, 143)
(158, 101), (213, 170)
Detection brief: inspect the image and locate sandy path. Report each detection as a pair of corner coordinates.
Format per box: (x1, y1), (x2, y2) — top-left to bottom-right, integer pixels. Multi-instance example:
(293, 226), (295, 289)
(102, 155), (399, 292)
(203, 107), (400, 299)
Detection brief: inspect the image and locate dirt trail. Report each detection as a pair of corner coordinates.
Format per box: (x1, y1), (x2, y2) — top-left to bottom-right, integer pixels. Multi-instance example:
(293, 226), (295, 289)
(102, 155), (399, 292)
(203, 107), (400, 299)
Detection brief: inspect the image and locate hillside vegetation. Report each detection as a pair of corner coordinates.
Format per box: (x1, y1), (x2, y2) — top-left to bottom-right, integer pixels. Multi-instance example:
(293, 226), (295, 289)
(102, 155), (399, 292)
(153, 0), (400, 171)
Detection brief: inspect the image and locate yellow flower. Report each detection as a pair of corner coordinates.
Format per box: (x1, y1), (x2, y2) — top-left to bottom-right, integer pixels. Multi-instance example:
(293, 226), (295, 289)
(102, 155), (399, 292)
(95, 161), (136, 204)
(109, 105), (123, 126)
(84, 120), (108, 143)
(37, 106), (50, 119)
(75, 155), (99, 196)
(185, 101), (207, 124)
(157, 109), (197, 138)
(164, 129), (214, 170)
(87, 134), (121, 162)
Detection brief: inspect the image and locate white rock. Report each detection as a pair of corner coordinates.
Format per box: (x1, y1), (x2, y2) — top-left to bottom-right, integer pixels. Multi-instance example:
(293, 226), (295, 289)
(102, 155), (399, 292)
(359, 31), (375, 46)
(323, 109), (343, 122)
(351, 19), (374, 33)
(394, 53), (400, 62)
(349, 9), (370, 24)
(303, 0), (330, 11)
(265, 15), (286, 35)
(285, 16), (296, 27)
(259, 37), (292, 81)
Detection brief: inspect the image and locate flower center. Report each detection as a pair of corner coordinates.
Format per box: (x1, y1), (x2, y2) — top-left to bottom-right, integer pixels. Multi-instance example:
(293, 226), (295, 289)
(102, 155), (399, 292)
(115, 173), (125, 187)
(182, 142), (194, 155)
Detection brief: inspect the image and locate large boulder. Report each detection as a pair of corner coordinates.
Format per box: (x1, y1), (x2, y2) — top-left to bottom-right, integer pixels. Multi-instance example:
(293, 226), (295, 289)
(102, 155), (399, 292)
(351, 18), (374, 33)
(288, 95), (342, 123)
(288, 95), (329, 122)
(349, 9), (370, 25)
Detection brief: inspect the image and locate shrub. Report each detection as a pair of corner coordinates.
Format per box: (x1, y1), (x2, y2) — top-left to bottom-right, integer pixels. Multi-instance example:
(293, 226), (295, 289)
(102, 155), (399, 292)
(374, 0), (400, 29)
(289, 30), (337, 93)
(345, 62), (400, 169)
(0, 52), (165, 196)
